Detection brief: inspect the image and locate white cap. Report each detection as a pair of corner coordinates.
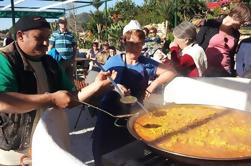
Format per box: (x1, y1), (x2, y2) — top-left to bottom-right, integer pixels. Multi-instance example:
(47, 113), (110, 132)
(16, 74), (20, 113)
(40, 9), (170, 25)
(123, 20), (141, 35)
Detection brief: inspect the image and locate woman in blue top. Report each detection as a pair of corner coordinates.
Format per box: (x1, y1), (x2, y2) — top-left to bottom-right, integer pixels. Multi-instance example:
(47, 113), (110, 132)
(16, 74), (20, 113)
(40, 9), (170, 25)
(92, 20), (177, 166)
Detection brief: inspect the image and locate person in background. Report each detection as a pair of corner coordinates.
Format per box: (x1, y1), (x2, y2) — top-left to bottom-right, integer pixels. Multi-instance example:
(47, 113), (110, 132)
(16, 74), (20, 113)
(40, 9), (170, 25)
(96, 42), (110, 65)
(100, 41), (110, 53)
(236, 37), (251, 77)
(86, 41), (100, 60)
(3, 31), (14, 47)
(142, 27), (150, 42)
(170, 21), (207, 77)
(148, 27), (161, 44)
(48, 16), (77, 83)
(92, 20), (177, 166)
(196, 3), (251, 77)
(162, 39), (170, 55)
(0, 16), (115, 165)
(85, 41), (101, 85)
(143, 27), (162, 58)
(109, 45), (117, 57)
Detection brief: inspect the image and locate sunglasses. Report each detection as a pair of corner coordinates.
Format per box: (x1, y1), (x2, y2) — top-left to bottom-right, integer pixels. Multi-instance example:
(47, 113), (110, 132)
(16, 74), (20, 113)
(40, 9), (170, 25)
(126, 41), (144, 46)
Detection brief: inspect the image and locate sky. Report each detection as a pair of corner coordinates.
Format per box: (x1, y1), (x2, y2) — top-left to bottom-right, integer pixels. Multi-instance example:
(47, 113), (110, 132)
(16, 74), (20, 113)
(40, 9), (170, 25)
(0, 0), (144, 30)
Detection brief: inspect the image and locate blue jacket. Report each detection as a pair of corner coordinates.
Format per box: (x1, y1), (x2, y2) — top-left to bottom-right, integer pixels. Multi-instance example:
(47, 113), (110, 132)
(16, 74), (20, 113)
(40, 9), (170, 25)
(236, 37), (251, 77)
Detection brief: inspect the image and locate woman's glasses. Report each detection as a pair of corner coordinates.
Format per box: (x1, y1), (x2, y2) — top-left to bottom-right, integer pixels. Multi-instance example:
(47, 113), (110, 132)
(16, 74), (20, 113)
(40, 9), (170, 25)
(126, 41), (144, 46)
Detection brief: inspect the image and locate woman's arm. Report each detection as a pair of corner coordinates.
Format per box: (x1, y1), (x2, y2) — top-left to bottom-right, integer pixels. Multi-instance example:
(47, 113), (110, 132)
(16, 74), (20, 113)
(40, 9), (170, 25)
(77, 71), (116, 101)
(146, 63), (177, 96)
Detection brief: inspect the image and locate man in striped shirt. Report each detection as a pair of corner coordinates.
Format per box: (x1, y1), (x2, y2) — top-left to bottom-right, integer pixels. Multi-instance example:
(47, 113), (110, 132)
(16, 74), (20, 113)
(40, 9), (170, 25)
(48, 16), (77, 83)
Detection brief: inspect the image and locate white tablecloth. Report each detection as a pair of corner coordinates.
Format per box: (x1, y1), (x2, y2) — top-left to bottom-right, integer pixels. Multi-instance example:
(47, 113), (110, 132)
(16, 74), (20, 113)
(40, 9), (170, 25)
(164, 77), (251, 111)
(32, 108), (86, 166)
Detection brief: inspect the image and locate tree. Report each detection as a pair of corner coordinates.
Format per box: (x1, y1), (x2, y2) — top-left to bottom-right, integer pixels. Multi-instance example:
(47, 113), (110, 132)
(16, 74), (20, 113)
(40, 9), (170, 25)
(110, 0), (138, 21)
(177, 0), (207, 22)
(153, 0), (206, 28)
(92, 0), (104, 11)
(136, 0), (164, 25)
(82, 0), (111, 42)
(106, 18), (127, 50)
(83, 10), (110, 42)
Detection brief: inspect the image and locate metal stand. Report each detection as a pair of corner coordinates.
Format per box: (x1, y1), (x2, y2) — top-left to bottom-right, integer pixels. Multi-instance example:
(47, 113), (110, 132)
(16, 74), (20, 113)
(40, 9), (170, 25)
(73, 105), (85, 129)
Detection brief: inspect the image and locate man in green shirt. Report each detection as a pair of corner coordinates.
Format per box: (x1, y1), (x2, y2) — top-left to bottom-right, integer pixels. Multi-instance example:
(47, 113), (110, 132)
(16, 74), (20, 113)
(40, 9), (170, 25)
(0, 16), (114, 165)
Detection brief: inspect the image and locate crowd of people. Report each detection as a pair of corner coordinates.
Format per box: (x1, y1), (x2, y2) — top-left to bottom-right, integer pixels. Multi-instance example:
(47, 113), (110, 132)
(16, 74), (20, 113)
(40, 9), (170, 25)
(0, 2), (251, 166)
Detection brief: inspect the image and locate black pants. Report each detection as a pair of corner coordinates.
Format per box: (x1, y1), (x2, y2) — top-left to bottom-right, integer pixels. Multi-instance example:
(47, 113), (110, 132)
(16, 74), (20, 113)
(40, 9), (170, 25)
(92, 114), (135, 166)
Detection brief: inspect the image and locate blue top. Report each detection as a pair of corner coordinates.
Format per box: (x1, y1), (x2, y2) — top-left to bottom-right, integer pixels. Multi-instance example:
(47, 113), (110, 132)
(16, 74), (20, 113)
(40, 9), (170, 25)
(94, 54), (159, 150)
(100, 54), (159, 116)
(49, 30), (76, 60)
(236, 37), (251, 77)
(103, 54), (159, 82)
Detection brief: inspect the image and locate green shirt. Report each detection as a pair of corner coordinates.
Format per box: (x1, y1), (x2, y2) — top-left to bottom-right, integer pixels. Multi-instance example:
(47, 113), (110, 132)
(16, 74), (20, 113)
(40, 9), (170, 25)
(0, 53), (74, 93)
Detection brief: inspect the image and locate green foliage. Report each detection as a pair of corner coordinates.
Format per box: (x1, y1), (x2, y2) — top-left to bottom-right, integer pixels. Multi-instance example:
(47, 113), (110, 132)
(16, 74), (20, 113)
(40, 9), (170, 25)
(106, 20), (127, 50)
(155, 1), (175, 29)
(166, 32), (174, 42)
(136, 0), (164, 25)
(83, 10), (111, 42)
(92, 0), (104, 10)
(207, 7), (222, 19)
(78, 0), (208, 49)
(135, 0), (206, 29)
(177, 0), (207, 22)
(110, 0), (139, 21)
(83, 40), (93, 49)
(50, 21), (58, 31)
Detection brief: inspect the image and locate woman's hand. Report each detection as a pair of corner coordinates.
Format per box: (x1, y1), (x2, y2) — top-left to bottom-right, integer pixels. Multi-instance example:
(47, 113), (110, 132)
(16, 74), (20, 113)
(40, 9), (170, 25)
(94, 70), (117, 89)
(77, 70), (117, 101)
(145, 89), (152, 98)
(116, 84), (131, 96)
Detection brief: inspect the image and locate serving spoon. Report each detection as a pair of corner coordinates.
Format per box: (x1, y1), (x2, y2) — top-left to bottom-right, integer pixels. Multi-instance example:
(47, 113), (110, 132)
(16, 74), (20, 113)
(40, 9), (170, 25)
(93, 59), (150, 113)
(93, 60), (138, 102)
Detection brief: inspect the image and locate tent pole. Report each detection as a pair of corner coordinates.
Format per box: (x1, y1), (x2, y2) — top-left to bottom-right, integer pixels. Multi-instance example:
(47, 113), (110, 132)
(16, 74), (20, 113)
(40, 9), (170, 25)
(10, 0), (16, 39)
(10, 0), (15, 26)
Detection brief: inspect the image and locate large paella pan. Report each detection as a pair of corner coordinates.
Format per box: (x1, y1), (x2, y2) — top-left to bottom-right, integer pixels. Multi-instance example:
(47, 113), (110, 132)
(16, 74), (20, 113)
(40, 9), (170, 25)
(127, 104), (251, 165)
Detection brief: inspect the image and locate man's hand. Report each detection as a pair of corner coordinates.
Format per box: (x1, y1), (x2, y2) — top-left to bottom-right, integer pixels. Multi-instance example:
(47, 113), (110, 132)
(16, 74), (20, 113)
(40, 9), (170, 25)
(49, 90), (77, 109)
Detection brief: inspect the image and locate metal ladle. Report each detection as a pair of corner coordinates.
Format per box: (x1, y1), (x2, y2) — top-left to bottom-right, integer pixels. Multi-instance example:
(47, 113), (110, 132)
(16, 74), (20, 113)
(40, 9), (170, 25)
(93, 59), (137, 104)
(76, 100), (136, 118)
(93, 59), (149, 113)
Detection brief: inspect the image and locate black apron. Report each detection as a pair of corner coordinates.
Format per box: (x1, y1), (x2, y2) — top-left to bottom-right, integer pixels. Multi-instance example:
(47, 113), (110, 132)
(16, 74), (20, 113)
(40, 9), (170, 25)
(92, 54), (149, 166)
